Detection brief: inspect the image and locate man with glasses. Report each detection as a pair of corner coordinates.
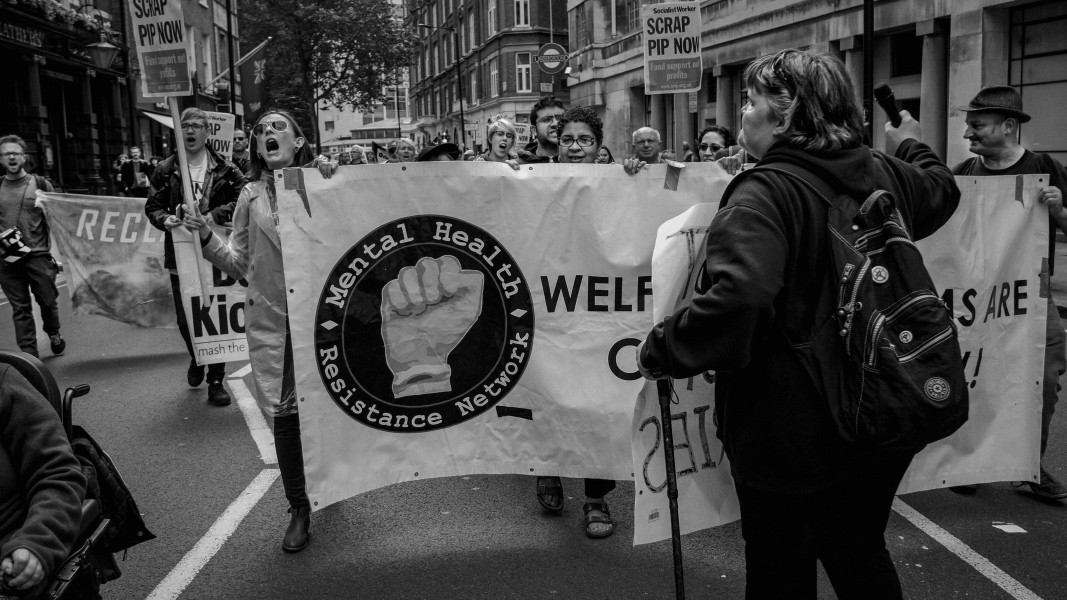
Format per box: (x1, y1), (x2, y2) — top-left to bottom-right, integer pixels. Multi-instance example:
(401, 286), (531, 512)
(631, 127), (663, 165)
(516, 96), (566, 164)
(145, 108), (246, 407)
(0, 134), (64, 357)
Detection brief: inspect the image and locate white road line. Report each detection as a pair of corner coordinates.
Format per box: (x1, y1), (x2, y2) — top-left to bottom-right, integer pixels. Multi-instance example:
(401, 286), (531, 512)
(893, 498), (1043, 600)
(228, 377), (277, 465)
(230, 364), (253, 378)
(146, 469), (279, 600)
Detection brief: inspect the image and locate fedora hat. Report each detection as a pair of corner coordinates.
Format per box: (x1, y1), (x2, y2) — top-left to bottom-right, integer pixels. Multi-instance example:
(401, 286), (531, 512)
(957, 85), (1031, 123)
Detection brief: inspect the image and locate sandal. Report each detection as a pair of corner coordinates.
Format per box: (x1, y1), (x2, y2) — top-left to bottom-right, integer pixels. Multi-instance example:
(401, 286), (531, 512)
(536, 476), (565, 513)
(583, 501), (615, 539)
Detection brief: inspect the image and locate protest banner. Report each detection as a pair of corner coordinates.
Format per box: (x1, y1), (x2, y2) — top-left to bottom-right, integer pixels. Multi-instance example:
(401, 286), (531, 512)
(205, 111), (237, 161)
(128, 0), (192, 98)
(642, 1), (702, 94)
(36, 192), (174, 328)
(172, 226), (249, 365)
(276, 162), (732, 510)
(631, 175), (1047, 544)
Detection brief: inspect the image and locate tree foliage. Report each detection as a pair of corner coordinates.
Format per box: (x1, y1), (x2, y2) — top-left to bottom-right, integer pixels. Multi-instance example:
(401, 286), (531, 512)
(240, 0), (414, 142)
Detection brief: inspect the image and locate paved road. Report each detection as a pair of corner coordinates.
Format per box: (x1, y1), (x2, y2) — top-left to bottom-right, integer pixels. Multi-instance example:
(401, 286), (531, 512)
(1, 266), (1066, 599)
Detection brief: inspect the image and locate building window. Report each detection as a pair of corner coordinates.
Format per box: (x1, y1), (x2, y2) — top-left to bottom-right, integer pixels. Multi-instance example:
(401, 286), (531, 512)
(490, 58), (499, 98)
(446, 34), (453, 66)
(432, 42), (439, 74)
(889, 32), (922, 78)
(325, 121), (334, 132)
(470, 67), (479, 103)
(576, 6), (589, 48)
(516, 52), (531, 92)
(1010, 1), (1067, 161)
(515, 0), (529, 27)
(488, 0), (497, 36)
(626, 0), (640, 33)
(468, 8), (476, 48)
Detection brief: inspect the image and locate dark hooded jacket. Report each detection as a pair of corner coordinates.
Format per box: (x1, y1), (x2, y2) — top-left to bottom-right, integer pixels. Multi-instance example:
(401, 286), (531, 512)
(144, 146), (246, 270)
(640, 138), (961, 493)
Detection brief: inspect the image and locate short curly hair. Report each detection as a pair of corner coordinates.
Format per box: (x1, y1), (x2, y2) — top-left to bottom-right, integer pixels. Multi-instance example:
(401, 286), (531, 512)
(556, 106), (603, 145)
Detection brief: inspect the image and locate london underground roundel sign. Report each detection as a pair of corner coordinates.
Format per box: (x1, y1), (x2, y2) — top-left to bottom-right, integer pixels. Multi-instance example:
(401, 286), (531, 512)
(535, 43), (568, 75)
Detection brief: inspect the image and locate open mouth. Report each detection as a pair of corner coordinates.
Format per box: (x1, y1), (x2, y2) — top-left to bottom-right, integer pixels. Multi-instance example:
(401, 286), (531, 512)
(264, 138), (280, 152)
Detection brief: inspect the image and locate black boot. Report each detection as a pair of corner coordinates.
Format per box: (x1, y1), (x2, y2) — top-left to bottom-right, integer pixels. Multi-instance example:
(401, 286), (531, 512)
(282, 506), (311, 553)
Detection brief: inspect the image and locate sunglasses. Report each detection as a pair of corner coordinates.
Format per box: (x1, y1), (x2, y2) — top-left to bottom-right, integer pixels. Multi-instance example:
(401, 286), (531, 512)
(252, 120), (290, 136)
(699, 143), (723, 152)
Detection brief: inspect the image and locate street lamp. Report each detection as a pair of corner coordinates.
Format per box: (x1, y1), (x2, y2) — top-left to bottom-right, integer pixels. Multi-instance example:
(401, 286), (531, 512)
(77, 4), (120, 69)
(417, 23), (466, 149)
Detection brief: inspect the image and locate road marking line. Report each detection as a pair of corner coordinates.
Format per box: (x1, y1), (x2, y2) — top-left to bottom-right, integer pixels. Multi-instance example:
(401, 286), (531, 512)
(230, 364), (252, 378)
(228, 377), (277, 465)
(893, 499), (1043, 600)
(146, 469), (279, 600)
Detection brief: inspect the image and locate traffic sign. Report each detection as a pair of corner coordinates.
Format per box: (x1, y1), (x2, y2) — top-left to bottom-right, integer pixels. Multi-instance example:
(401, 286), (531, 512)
(536, 43), (568, 75)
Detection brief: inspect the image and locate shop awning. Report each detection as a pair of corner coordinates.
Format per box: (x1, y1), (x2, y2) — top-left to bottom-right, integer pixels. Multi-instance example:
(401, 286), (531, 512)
(141, 111), (173, 129)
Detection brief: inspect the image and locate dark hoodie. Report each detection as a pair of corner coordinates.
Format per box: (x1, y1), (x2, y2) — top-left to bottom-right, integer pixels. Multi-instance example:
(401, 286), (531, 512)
(640, 138), (960, 493)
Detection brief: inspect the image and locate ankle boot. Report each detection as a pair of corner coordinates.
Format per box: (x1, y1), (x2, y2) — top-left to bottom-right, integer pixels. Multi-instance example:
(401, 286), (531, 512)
(282, 506), (311, 553)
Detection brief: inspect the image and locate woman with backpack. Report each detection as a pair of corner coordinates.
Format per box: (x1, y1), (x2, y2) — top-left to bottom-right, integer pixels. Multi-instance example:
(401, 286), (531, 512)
(635, 49), (962, 599)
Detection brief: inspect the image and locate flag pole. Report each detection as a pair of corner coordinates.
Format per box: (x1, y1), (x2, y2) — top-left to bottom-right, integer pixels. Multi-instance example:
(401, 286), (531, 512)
(204, 37), (272, 89)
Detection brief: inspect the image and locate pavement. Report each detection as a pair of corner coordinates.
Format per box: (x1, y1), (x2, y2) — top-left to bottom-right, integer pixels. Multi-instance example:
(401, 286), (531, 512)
(1, 243), (1067, 599)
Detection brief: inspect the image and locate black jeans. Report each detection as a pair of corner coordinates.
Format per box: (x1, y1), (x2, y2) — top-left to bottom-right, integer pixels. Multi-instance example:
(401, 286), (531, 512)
(169, 273), (226, 382)
(735, 450), (915, 600)
(274, 413), (309, 510)
(0, 253), (61, 354)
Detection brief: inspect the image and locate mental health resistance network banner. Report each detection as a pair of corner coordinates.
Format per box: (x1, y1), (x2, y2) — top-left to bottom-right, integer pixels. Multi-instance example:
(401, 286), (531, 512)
(631, 175), (1047, 545)
(37, 192), (174, 328)
(276, 162), (732, 510)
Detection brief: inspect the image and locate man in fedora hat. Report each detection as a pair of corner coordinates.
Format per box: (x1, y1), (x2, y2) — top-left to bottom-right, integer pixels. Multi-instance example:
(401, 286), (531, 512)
(953, 84), (1067, 501)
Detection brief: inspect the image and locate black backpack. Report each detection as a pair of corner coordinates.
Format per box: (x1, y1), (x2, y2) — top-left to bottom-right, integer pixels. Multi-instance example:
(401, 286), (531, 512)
(736, 162), (969, 451)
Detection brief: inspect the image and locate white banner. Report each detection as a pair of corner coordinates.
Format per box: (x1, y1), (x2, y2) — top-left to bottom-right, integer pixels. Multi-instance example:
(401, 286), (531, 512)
(172, 226), (250, 364)
(632, 175), (1046, 544)
(36, 192), (174, 328)
(276, 162), (731, 510)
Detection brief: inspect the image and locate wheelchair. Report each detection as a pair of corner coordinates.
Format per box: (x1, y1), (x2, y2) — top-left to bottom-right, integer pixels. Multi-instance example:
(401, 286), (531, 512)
(0, 350), (154, 600)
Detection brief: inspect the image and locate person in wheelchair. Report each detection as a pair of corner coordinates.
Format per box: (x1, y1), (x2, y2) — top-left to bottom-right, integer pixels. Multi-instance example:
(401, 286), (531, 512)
(0, 364), (85, 598)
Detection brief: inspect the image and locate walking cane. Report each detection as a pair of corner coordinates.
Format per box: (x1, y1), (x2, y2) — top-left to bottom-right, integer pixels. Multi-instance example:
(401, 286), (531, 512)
(657, 378), (686, 599)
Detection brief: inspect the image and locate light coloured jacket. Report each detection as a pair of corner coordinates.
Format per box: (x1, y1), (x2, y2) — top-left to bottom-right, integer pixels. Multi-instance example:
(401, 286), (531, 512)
(202, 173), (295, 417)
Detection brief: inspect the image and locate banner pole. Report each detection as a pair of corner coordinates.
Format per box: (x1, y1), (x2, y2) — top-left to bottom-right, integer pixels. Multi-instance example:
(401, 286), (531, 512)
(657, 378), (686, 599)
(168, 97), (214, 310)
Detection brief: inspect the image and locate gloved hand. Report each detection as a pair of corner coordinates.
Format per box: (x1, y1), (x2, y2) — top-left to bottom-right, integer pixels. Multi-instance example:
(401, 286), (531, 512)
(381, 255), (484, 398)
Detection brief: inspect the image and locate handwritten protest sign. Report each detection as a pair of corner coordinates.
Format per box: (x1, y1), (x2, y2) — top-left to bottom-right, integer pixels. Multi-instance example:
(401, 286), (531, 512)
(642, 1), (702, 94)
(128, 0), (192, 97)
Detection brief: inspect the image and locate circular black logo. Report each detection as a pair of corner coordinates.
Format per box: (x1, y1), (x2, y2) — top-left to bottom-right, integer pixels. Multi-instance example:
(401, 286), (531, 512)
(314, 215), (535, 432)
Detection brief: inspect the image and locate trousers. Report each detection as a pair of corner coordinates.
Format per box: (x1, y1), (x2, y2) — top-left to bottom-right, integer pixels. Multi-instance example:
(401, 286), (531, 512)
(735, 450), (915, 600)
(0, 253), (60, 355)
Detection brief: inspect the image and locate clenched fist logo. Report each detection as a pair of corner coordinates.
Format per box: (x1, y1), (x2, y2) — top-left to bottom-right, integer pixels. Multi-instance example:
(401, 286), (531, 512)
(381, 255), (485, 398)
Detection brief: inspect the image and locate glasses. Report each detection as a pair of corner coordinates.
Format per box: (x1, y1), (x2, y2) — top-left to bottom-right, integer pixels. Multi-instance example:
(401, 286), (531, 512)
(698, 143), (723, 152)
(537, 114), (564, 124)
(1, 152), (24, 159)
(559, 135), (596, 148)
(180, 123), (206, 132)
(252, 120), (290, 136)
